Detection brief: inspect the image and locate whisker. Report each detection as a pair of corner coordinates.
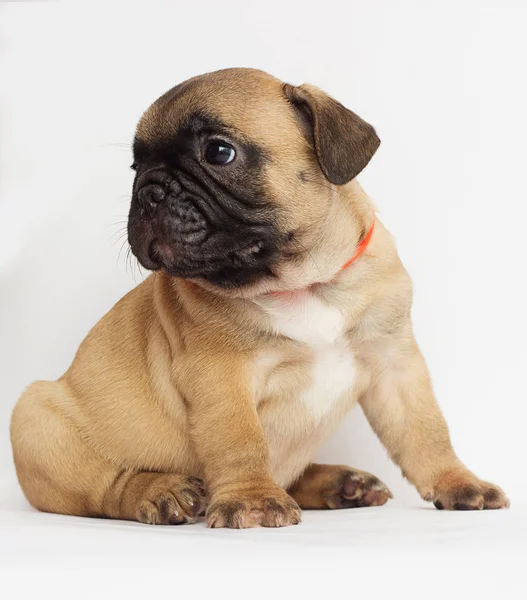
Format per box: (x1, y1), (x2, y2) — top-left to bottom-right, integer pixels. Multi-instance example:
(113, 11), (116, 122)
(106, 219), (129, 226)
(100, 142), (133, 149)
(125, 246), (133, 277)
(136, 263), (147, 282)
(117, 238), (129, 265)
(110, 230), (128, 246)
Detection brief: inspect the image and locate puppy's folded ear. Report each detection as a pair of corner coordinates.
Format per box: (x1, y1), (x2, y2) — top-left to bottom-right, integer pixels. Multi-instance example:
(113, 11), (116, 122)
(283, 83), (380, 185)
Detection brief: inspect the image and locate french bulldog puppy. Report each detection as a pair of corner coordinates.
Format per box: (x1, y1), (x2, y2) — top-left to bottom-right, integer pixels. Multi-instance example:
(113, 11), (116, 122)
(11, 68), (509, 528)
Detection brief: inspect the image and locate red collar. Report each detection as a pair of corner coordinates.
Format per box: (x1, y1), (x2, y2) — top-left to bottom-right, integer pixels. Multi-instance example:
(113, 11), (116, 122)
(338, 214), (376, 272)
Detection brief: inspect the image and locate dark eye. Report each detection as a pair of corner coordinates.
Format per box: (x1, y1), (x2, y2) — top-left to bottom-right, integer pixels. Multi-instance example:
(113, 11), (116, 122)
(205, 142), (236, 165)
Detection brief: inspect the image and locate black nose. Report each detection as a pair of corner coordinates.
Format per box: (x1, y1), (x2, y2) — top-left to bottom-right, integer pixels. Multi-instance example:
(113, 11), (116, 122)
(136, 169), (183, 211)
(138, 184), (166, 209)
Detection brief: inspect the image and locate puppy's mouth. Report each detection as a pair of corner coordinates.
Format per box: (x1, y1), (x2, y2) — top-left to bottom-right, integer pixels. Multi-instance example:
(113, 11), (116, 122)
(154, 239), (273, 288)
(148, 237), (269, 281)
(148, 237), (264, 267)
(128, 212), (278, 289)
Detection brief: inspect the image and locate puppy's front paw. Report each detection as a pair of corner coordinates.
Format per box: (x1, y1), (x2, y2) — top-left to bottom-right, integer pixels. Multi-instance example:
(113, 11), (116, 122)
(431, 469), (509, 511)
(207, 487), (302, 529)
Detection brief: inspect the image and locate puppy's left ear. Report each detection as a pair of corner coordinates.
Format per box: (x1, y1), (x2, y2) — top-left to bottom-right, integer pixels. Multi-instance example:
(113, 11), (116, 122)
(283, 83), (380, 185)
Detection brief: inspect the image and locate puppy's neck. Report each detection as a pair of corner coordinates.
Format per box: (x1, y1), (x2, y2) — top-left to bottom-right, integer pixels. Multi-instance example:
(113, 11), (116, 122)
(271, 179), (375, 294)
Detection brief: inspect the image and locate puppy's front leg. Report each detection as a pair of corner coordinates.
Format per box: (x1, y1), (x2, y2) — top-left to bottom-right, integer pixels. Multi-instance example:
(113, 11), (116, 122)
(360, 328), (509, 510)
(184, 354), (301, 529)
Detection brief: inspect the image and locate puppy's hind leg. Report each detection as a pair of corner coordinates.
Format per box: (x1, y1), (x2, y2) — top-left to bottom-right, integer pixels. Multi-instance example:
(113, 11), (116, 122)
(10, 380), (206, 524)
(288, 463), (392, 509)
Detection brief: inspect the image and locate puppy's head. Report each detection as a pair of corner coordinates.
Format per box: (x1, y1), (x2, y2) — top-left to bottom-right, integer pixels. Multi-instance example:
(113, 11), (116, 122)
(128, 68), (379, 295)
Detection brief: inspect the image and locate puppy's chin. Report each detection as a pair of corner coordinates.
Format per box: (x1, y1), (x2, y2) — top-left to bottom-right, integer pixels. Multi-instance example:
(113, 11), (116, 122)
(166, 263), (273, 293)
(188, 272), (279, 299)
(154, 263), (278, 299)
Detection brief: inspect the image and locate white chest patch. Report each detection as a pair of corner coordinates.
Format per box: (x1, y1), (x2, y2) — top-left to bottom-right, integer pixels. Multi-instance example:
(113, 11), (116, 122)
(300, 339), (356, 422)
(255, 291), (356, 423)
(256, 291), (346, 345)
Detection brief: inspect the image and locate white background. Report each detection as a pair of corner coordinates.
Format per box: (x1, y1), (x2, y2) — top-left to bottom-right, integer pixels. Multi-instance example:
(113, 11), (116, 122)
(1, 1), (526, 591)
